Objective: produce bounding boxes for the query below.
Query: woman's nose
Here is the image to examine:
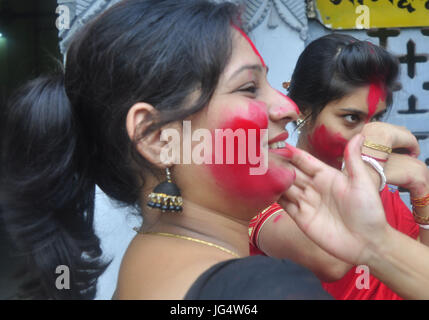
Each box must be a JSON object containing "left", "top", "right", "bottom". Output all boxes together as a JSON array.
[{"left": 268, "top": 91, "right": 300, "bottom": 123}]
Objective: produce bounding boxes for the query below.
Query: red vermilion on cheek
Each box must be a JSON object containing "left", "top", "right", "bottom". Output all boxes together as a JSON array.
[
  {"left": 309, "top": 125, "right": 348, "bottom": 169},
  {"left": 232, "top": 25, "right": 266, "bottom": 68},
  {"left": 247, "top": 101, "right": 269, "bottom": 129},
  {"left": 208, "top": 101, "right": 295, "bottom": 204},
  {"left": 367, "top": 83, "right": 386, "bottom": 121},
  {"left": 211, "top": 100, "right": 267, "bottom": 169}
]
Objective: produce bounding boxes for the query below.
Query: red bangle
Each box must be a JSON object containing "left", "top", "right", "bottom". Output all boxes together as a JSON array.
[
  {"left": 361, "top": 153, "right": 388, "bottom": 163},
  {"left": 249, "top": 203, "right": 284, "bottom": 249}
]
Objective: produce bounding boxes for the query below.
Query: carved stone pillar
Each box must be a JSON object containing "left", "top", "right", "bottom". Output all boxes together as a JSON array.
[
  {"left": 57, "top": 0, "right": 120, "bottom": 55},
  {"left": 57, "top": 0, "right": 308, "bottom": 55},
  {"left": 237, "top": 0, "right": 308, "bottom": 40}
]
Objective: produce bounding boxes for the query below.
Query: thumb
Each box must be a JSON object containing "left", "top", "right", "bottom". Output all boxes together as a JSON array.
[{"left": 343, "top": 134, "right": 375, "bottom": 188}]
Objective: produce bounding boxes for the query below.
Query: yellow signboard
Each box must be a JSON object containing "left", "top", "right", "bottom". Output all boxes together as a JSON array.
[{"left": 314, "top": 0, "right": 429, "bottom": 29}]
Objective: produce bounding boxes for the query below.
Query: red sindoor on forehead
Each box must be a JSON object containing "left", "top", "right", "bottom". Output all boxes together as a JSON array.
[
  {"left": 232, "top": 25, "right": 266, "bottom": 68},
  {"left": 367, "top": 83, "right": 386, "bottom": 121}
]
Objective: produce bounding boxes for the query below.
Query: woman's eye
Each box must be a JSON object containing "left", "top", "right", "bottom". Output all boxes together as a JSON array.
[
  {"left": 237, "top": 84, "right": 257, "bottom": 94},
  {"left": 343, "top": 114, "right": 360, "bottom": 123}
]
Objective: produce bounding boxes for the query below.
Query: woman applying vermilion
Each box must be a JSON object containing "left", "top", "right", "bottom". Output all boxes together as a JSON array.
[
  {"left": 249, "top": 34, "right": 429, "bottom": 300},
  {"left": 2, "top": 0, "right": 428, "bottom": 300},
  {"left": 0, "top": 0, "right": 327, "bottom": 299}
]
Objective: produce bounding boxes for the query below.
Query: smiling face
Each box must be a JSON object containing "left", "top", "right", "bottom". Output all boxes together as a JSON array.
[
  {"left": 174, "top": 27, "right": 299, "bottom": 217},
  {"left": 300, "top": 85, "right": 387, "bottom": 169}
]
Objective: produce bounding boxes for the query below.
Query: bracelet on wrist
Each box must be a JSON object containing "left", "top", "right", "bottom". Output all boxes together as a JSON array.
[
  {"left": 361, "top": 153, "right": 388, "bottom": 163},
  {"left": 363, "top": 140, "right": 392, "bottom": 154},
  {"left": 412, "top": 209, "right": 429, "bottom": 225},
  {"left": 341, "top": 155, "right": 386, "bottom": 191},
  {"left": 411, "top": 193, "right": 429, "bottom": 208},
  {"left": 361, "top": 155, "right": 386, "bottom": 192}
]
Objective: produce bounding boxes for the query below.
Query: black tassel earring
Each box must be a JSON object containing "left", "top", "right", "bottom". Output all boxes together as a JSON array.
[{"left": 147, "top": 168, "right": 183, "bottom": 212}]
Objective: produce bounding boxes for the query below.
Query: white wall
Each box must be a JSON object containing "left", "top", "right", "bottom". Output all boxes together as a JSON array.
[{"left": 250, "top": 13, "right": 305, "bottom": 146}]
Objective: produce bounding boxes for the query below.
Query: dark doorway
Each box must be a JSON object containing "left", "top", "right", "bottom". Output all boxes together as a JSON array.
[{"left": 0, "top": 0, "right": 60, "bottom": 300}]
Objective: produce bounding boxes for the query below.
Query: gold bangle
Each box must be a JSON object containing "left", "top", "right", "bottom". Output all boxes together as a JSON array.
[
  {"left": 363, "top": 140, "right": 392, "bottom": 154},
  {"left": 411, "top": 193, "right": 429, "bottom": 208}
]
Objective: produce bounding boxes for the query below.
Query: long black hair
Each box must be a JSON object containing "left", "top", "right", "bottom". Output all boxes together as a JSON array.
[
  {"left": 0, "top": 0, "right": 240, "bottom": 299},
  {"left": 288, "top": 33, "right": 400, "bottom": 122}
]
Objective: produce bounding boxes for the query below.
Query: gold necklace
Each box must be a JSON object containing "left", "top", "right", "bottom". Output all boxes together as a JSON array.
[{"left": 136, "top": 229, "right": 240, "bottom": 258}]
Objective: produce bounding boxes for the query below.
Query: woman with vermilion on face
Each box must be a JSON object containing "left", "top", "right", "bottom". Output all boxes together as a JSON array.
[
  {"left": 3, "top": 0, "right": 429, "bottom": 300},
  {"left": 0, "top": 0, "right": 335, "bottom": 300},
  {"left": 249, "top": 34, "right": 429, "bottom": 300}
]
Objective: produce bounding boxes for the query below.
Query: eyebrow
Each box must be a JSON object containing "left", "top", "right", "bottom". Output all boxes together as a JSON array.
[
  {"left": 339, "top": 108, "right": 386, "bottom": 117},
  {"left": 229, "top": 64, "right": 268, "bottom": 81}
]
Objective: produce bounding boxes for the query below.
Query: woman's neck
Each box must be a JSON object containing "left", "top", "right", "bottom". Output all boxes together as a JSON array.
[{"left": 141, "top": 197, "right": 250, "bottom": 257}]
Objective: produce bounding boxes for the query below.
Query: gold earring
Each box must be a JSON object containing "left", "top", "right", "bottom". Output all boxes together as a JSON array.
[
  {"left": 296, "top": 118, "right": 306, "bottom": 135},
  {"left": 282, "top": 81, "right": 291, "bottom": 90},
  {"left": 147, "top": 168, "right": 183, "bottom": 213}
]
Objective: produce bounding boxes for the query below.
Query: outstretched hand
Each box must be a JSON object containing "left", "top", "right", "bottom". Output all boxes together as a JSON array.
[{"left": 278, "top": 134, "right": 390, "bottom": 266}]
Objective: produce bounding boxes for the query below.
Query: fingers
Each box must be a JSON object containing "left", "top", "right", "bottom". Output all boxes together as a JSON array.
[
  {"left": 279, "top": 186, "right": 319, "bottom": 229},
  {"left": 281, "top": 181, "right": 321, "bottom": 212},
  {"left": 362, "top": 122, "right": 420, "bottom": 157},
  {"left": 278, "top": 187, "right": 303, "bottom": 223},
  {"left": 293, "top": 166, "right": 313, "bottom": 189},
  {"left": 279, "top": 198, "right": 299, "bottom": 221},
  {"left": 284, "top": 143, "right": 326, "bottom": 177},
  {"left": 344, "top": 134, "right": 370, "bottom": 183},
  {"left": 392, "top": 129, "right": 420, "bottom": 157},
  {"left": 281, "top": 184, "right": 302, "bottom": 206},
  {"left": 344, "top": 134, "right": 380, "bottom": 192},
  {"left": 386, "top": 152, "right": 416, "bottom": 164},
  {"left": 384, "top": 153, "right": 428, "bottom": 190}
]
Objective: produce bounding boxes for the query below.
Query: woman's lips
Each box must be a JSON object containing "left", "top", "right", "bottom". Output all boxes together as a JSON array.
[
  {"left": 268, "top": 131, "right": 293, "bottom": 160},
  {"left": 268, "top": 131, "right": 289, "bottom": 145}
]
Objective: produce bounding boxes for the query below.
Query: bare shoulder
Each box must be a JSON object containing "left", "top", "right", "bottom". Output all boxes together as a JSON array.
[{"left": 114, "top": 233, "right": 228, "bottom": 300}]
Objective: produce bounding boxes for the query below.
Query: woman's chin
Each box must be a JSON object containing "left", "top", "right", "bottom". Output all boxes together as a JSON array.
[{"left": 267, "top": 162, "right": 296, "bottom": 195}]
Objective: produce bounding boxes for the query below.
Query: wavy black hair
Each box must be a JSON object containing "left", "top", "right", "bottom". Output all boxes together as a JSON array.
[
  {"left": 288, "top": 33, "right": 400, "bottom": 123},
  {"left": 0, "top": 0, "right": 241, "bottom": 299}
]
